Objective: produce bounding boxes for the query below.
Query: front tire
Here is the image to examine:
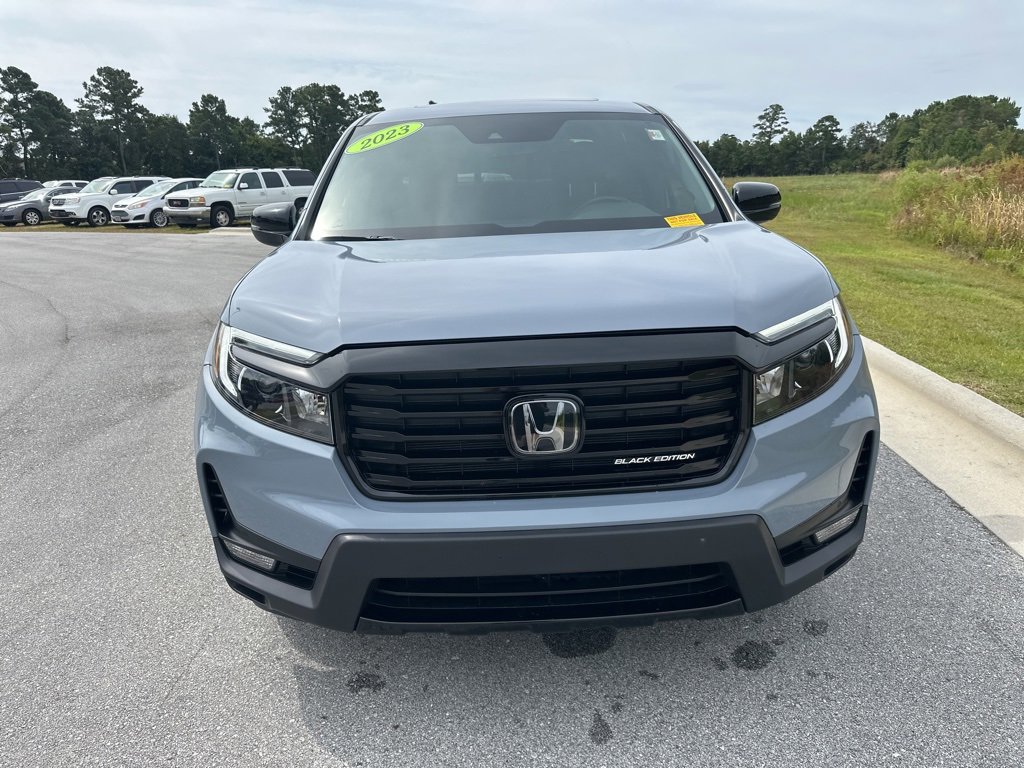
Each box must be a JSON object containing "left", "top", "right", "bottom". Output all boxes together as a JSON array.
[
  {"left": 87, "top": 207, "right": 109, "bottom": 227},
  {"left": 210, "top": 205, "right": 233, "bottom": 228},
  {"left": 23, "top": 209, "right": 42, "bottom": 226},
  {"left": 150, "top": 209, "right": 169, "bottom": 228}
]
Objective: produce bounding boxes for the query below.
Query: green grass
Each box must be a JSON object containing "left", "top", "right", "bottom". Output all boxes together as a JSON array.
[{"left": 738, "top": 173, "right": 1024, "bottom": 415}]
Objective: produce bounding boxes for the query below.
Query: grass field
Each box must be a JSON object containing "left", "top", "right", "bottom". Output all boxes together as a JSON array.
[{"left": 749, "top": 173, "right": 1024, "bottom": 415}]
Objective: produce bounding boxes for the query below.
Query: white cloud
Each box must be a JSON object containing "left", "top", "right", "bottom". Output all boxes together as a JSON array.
[{"left": 2, "top": 0, "right": 1021, "bottom": 140}]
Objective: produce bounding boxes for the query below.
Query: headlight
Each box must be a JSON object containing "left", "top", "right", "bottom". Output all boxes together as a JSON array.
[
  {"left": 190, "top": 195, "right": 206, "bottom": 205},
  {"left": 64, "top": 196, "right": 80, "bottom": 204},
  {"left": 212, "top": 324, "right": 332, "bottom": 443},
  {"left": 753, "top": 297, "right": 853, "bottom": 424},
  {"left": 128, "top": 200, "right": 148, "bottom": 209}
]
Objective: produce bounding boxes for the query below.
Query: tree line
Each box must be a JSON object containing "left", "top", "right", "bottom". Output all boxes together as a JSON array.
[
  {"left": 0, "top": 65, "right": 382, "bottom": 180},
  {"left": 2, "top": 64, "right": 1022, "bottom": 181},
  {"left": 696, "top": 95, "right": 1024, "bottom": 177}
]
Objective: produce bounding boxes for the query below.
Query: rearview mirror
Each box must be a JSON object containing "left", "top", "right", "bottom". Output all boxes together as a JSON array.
[
  {"left": 251, "top": 202, "right": 297, "bottom": 247},
  {"left": 732, "top": 181, "right": 781, "bottom": 223}
]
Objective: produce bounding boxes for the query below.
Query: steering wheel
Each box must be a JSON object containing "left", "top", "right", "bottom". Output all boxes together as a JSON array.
[{"left": 570, "top": 196, "right": 634, "bottom": 218}]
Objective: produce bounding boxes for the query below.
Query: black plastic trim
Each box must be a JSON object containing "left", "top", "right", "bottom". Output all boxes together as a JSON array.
[
  {"left": 213, "top": 512, "right": 866, "bottom": 633},
  {"left": 230, "top": 322, "right": 838, "bottom": 394}
]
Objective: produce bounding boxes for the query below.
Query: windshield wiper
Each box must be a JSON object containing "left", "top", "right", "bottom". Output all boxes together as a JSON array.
[{"left": 321, "top": 235, "right": 402, "bottom": 241}]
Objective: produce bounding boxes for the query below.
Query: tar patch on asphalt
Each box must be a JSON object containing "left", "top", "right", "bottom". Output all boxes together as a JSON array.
[
  {"left": 730, "top": 640, "right": 777, "bottom": 670},
  {"left": 589, "top": 711, "right": 613, "bottom": 745},
  {"left": 542, "top": 627, "right": 617, "bottom": 658},
  {"left": 346, "top": 671, "right": 387, "bottom": 693}
]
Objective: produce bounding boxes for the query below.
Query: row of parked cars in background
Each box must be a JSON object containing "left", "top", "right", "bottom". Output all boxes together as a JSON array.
[{"left": 0, "top": 168, "right": 315, "bottom": 229}]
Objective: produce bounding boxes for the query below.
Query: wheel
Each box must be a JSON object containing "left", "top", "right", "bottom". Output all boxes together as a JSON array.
[
  {"left": 22, "top": 209, "right": 42, "bottom": 226},
  {"left": 210, "top": 205, "right": 234, "bottom": 228},
  {"left": 87, "top": 207, "right": 109, "bottom": 227},
  {"left": 150, "top": 209, "right": 169, "bottom": 228}
]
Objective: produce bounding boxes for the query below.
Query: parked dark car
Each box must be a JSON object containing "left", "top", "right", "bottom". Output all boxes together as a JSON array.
[
  {"left": 0, "top": 178, "right": 43, "bottom": 204},
  {"left": 0, "top": 185, "right": 77, "bottom": 227}
]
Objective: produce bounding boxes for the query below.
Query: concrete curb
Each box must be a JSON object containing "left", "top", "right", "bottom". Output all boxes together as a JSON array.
[{"left": 863, "top": 336, "right": 1024, "bottom": 557}]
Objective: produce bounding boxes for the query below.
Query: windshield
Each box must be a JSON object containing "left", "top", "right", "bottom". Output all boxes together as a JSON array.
[
  {"left": 200, "top": 172, "right": 238, "bottom": 189},
  {"left": 134, "top": 180, "right": 174, "bottom": 198},
  {"left": 80, "top": 178, "right": 115, "bottom": 194},
  {"left": 309, "top": 112, "right": 723, "bottom": 241},
  {"left": 20, "top": 188, "right": 50, "bottom": 202}
]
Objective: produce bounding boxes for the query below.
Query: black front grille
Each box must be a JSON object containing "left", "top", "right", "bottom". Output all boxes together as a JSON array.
[
  {"left": 362, "top": 563, "right": 738, "bottom": 624},
  {"left": 166, "top": 198, "right": 188, "bottom": 208},
  {"left": 341, "top": 358, "right": 746, "bottom": 498}
]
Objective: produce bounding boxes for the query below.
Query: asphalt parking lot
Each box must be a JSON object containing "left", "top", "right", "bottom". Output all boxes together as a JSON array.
[{"left": 2, "top": 231, "right": 1023, "bottom": 768}]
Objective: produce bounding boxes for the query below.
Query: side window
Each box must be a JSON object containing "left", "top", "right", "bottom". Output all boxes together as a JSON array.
[
  {"left": 261, "top": 171, "right": 284, "bottom": 188},
  {"left": 282, "top": 169, "right": 316, "bottom": 186},
  {"left": 0, "top": 181, "right": 17, "bottom": 194},
  {"left": 171, "top": 182, "right": 189, "bottom": 193},
  {"left": 110, "top": 180, "right": 130, "bottom": 194},
  {"left": 134, "top": 180, "right": 155, "bottom": 193},
  {"left": 239, "top": 172, "right": 261, "bottom": 189},
  {"left": 16, "top": 181, "right": 39, "bottom": 192}
]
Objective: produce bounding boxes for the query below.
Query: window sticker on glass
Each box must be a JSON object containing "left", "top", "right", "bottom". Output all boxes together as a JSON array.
[
  {"left": 647, "top": 129, "right": 665, "bottom": 141},
  {"left": 665, "top": 213, "right": 704, "bottom": 227},
  {"left": 346, "top": 122, "right": 424, "bottom": 154}
]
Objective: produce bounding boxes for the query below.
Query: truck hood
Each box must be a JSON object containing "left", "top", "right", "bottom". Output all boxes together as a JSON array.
[{"left": 226, "top": 222, "right": 838, "bottom": 354}]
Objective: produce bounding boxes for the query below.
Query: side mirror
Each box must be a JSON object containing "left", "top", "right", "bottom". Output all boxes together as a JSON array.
[
  {"left": 109, "top": 188, "right": 120, "bottom": 195},
  {"left": 732, "top": 181, "right": 782, "bottom": 223},
  {"left": 251, "top": 202, "right": 296, "bottom": 247},
  {"left": 239, "top": 182, "right": 250, "bottom": 189}
]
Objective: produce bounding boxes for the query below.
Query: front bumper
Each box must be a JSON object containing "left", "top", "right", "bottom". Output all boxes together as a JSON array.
[
  {"left": 196, "top": 335, "right": 879, "bottom": 632},
  {"left": 213, "top": 509, "right": 868, "bottom": 633},
  {"left": 166, "top": 205, "right": 210, "bottom": 224},
  {"left": 111, "top": 208, "right": 149, "bottom": 223},
  {"left": 48, "top": 207, "right": 82, "bottom": 221}
]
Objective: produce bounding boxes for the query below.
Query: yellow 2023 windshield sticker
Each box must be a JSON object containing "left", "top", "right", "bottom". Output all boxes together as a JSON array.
[
  {"left": 665, "top": 213, "right": 704, "bottom": 228},
  {"left": 345, "top": 122, "right": 423, "bottom": 154}
]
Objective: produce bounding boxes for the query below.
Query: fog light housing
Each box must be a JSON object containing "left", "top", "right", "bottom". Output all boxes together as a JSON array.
[
  {"left": 811, "top": 508, "right": 860, "bottom": 545},
  {"left": 222, "top": 538, "right": 277, "bottom": 572}
]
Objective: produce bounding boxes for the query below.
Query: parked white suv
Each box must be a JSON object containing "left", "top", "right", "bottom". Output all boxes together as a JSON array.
[
  {"left": 164, "top": 168, "right": 315, "bottom": 229},
  {"left": 49, "top": 176, "right": 168, "bottom": 227},
  {"left": 111, "top": 177, "right": 204, "bottom": 228},
  {"left": 42, "top": 179, "right": 89, "bottom": 190}
]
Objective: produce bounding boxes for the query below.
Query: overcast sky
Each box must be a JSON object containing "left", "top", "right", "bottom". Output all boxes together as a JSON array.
[{"left": 3, "top": 0, "right": 1021, "bottom": 140}]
